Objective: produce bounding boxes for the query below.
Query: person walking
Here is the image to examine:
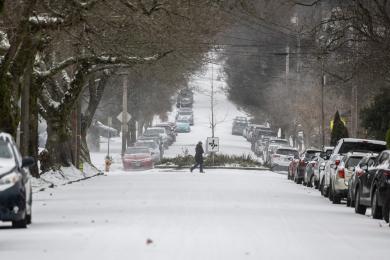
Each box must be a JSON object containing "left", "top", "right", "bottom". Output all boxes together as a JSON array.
[{"left": 190, "top": 141, "right": 205, "bottom": 173}]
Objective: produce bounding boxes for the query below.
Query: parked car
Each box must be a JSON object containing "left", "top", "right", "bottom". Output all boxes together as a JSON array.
[
  {"left": 354, "top": 150, "right": 390, "bottom": 222},
  {"left": 347, "top": 154, "right": 378, "bottom": 207},
  {"left": 321, "top": 138, "right": 387, "bottom": 198},
  {"left": 122, "top": 146, "right": 154, "bottom": 170},
  {"left": 154, "top": 123, "right": 177, "bottom": 144},
  {"left": 270, "top": 147, "right": 299, "bottom": 171},
  {"left": 175, "top": 119, "right": 191, "bottom": 133},
  {"left": 328, "top": 152, "right": 367, "bottom": 204},
  {"left": 134, "top": 140, "right": 162, "bottom": 162},
  {"left": 176, "top": 89, "right": 194, "bottom": 108},
  {"left": 0, "top": 133, "right": 35, "bottom": 228},
  {"left": 293, "top": 148, "right": 322, "bottom": 184},
  {"left": 303, "top": 153, "right": 321, "bottom": 187},
  {"left": 262, "top": 138, "right": 289, "bottom": 159},
  {"left": 309, "top": 147, "right": 334, "bottom": 189},
  {"left": 143, "top": 127, "right": 170, "bottom": 149},
  {"left": 232, "top": 119, "right": 248, "bottom": 135},
  {"left": 176, "top": 110, "right": 194, "bottom": 125}
]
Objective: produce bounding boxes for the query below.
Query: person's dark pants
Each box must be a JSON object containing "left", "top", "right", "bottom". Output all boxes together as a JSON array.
[{"left": 191, "top": 162, "right": 204, "bottom": 172}]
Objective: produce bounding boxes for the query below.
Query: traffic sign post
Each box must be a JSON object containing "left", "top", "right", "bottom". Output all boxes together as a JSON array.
[{"left": 207, "top": 137, "right": 219, "bottom": 153}]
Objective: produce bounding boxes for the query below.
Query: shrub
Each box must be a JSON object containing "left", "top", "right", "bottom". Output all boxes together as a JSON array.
[{"left": 330, "top": 110, "right": 349, "bottom": 146}]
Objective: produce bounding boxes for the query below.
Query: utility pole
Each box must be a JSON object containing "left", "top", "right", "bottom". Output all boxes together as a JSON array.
[
  {"left": 121, "top": 75, "right": 128, "bottom": 157},
  {"left": 321, "top": 58, "right": 326, "bottom": 147},
  {"left": 211, "top": 62, "right": 215, "bottom": 138}
]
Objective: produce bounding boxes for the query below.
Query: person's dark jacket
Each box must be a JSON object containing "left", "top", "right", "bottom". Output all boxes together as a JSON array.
[{"left": 195, "top": 143, "right": 204, "bottom": 163}]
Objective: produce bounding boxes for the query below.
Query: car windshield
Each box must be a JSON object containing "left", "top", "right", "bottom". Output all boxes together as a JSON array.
[
  {"left": 144, "top": 128, "right": 164, "bottom": 136},
  {"left": 179, "top": 111, "right": 192, "bottom": 115},
  {"left": 305, "top": 150, "right": 321, "bottom": 158},
  {"left": 125, "top": 147, "right": 150, "bottom": 154},
  {"left": 276, "top": 149, "right": 299, "bottom": 158},
  {"left": 271, "top": 140, "right": 289, "bottom": 145},
  {"left": 135, "top": 142, "right": 157, "bottom": 149},
  {"left": 339, "top": 142, "right": 386, "bottom": 154},
  {"left": 0, "top": 140, "right": 13, "bottom": 159},
  {"left": 346, "top": 156, "right": 364, "bottom": 168}
]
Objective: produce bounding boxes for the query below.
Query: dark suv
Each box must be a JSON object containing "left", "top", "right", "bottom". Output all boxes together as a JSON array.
[
  {"left": 354, "top": 150, "right": 390, "bottom": 223},
  {"left": 0, "top": 133, "right": 35, "bottom": 228}
]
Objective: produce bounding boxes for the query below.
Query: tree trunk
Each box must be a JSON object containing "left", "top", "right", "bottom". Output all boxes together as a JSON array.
[
  {"left": 28, "top": 78, "right": 40, "bottom": 177},
  {"left": 42, "top": 113, "right": 73, "bottom": 171}
]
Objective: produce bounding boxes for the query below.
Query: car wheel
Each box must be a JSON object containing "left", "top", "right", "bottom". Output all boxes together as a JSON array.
[
  {"left": 12, "top": 216, "right": 27, "bottom": 228},
  {"left": 311, "top": 176, "right": 316, "bottom": 188},
  {"left": 328, "top": 182, "right": 333, "bottom": 201},
  {"left": 355, "top": 188, "right": 367, "bottom": 215},
  {"left": 371, "top": 188, "right": 383, "bottom": 219},
  {"left": 346, "top": 194, "right": 351, "bottom": 207},
  {"left": 384, "top": 202, "right": 390, "bottom": 223}
]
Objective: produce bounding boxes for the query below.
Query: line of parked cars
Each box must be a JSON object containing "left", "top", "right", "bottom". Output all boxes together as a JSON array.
[
  {"left": 122, "top": 122, "right": 178, "bottom": 171},
  {"left": 287, "top": 138, "right": 390, "bottom": 226},
  {"left": 123, "top": 89, "right": 195, "bottom": 171}
]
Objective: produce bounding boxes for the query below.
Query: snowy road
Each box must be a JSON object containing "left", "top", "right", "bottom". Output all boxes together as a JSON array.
[{"left": 2, "top": 169, "right": 390, "bottom": 259}]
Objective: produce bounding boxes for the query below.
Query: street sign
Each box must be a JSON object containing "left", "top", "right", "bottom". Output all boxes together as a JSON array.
[
  {"left": 116, "top": 112, "right": 131, "bottom": 123},
  {"left": 207, "top": 137, "right": 219, "bottom": 153}
]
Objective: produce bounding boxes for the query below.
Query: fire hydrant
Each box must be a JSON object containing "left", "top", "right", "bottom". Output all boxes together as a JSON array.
[{"left": 105, "top": 155, "right": 112, "bottom": 172}]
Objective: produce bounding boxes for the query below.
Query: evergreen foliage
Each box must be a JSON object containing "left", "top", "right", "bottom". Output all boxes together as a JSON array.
[
  {"left": 330, "top": 110, "right": 349, "bottom": 146},
  {"left": 361, "top": 88, "right": 390, "bottom": 140}
]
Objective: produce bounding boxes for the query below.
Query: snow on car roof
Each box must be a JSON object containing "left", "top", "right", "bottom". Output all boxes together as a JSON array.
[{"left": 340, "top": 138, "right": 386, "bottom": 145}]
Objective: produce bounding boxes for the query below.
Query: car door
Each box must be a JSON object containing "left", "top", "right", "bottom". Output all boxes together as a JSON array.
[{"left": 361, "top": 157, "right": 380, "bottom": 203}]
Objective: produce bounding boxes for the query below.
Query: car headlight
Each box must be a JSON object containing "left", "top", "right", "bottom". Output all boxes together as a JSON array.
[{"left": 0, "top": 172, "right": 22, "bottom": 185}]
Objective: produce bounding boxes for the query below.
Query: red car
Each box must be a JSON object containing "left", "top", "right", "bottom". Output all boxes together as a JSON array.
[
  {"left": 123, "top": 147, "right": 154, "bottom": 170},
  {"left": 288, "top": 158, "right": 299, "bottom": 180}
]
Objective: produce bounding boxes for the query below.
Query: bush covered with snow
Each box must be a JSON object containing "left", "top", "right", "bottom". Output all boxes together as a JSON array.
[{"left": 158, "top": 154, "right": 262, "bottom": 168}]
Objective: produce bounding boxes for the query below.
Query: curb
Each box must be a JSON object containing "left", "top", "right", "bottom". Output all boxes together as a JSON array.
[{"left": 33, "top": 171, "right": 104, "bottom": 193}]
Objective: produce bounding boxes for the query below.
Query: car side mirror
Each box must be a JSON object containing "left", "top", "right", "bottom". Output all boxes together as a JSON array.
[{"left": 22, "top": 157, "right": 35, "bottom": 168}]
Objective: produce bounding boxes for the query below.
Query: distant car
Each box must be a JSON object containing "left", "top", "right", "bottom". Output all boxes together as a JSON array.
[
  {"left": 122, "top": 147, "right": 154, "bottom": 170},
  {"left": 354, "top": 150, "right": 390, "bottom": 222},
  {"left": 294, "top": 149, "right": 322, "bottom": 184},
  {"left": 347, "top": 154, "right": 377, "bottom": 207},
  {"left": 134, "top": 140, "right": 162, "bottom": 162},
  {"left": 143, "top": 127, "right": 169, "bottom": 149},
  {"left": 303, "top": 153, "right": 321, "bottom": 187},
  {"left": 270, "top": 147, "right": 299, "bottom": 171},
  {"left": 232, "top": 120, "right": 248, "bottom": 135},
  {"left": 0, "top": 133, "right": 35, "bottom": 228},
  {"left": 154, "top": 123, "right": 177, "bottom": 144},
  {"left": 176, "top": 120, "right": 191, "bottom": 133},
  {"left": 176, "top": 110, "right": 194, "bottom": 125}
]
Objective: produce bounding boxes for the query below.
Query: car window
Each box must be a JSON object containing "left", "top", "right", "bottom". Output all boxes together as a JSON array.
[
  {"left": 0, "top": 139, "right": 13, "bottom": 159},
  {"left": 125, "top": 147, "right": 150, "bottom": 154},
  {"left": 276, "top": 149, "right": 299, "bottom": 158},
  {"left": 345, "top": 157, "right": 364, "bottom": 168},
  {"left": 339, "top": 142, "right": 386, "bottom": 154},
  {"left": 379, "top": 152, "right": 389, "bottom": 165}
]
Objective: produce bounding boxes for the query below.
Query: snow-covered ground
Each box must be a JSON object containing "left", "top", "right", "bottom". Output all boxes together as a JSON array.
[{"left": 2, "top": 169, "right": 390, "bottom": 259}]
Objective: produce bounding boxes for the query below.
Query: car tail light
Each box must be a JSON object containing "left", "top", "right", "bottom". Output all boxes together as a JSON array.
[
  {"left": 335, "top": 160, "right": 340, "bottom": 166},
  {"left": 356, "top": 169, "right": 364, "bottom": 177},
  {"left": 338, "top": 168, "right": 345, "bottom": 178},
  {"left": 300, "top": 160, "right": 306, "bottom": 166},
  {"left": 383, "top": 170, "right": 390, "bottom": 177}
]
